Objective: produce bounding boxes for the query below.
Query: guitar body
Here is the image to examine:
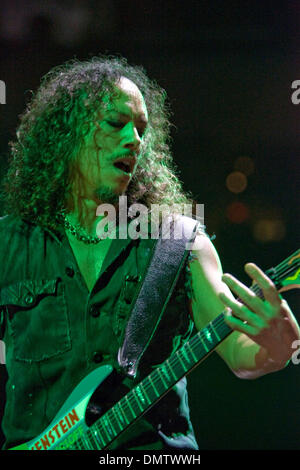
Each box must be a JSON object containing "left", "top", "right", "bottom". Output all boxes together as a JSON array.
[{"left": 11, "top": 364, "right": 124, "bottom": 450}]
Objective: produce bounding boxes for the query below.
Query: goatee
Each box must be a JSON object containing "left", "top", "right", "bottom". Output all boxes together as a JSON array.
[{"left": 95, "top": 187, "right": 122, "bottom": 206}]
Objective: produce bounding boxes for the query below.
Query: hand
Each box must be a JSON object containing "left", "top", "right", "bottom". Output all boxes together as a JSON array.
[{"left": 218, "top": 263, "right": 300, "bottom": 365}]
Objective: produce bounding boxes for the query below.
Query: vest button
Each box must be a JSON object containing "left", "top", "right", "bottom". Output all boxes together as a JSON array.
[
  {"left": 93, "top": 352, "right": 103, "bottom": 363},
  {"left": 24, "top": 293, "right": 35, "bottom": 305},
  {"left": 65, "top": 266, "right": 75, "bottom": 278},
  {"left": 89, "top": 305, "right": 100, "bottom": 317}
]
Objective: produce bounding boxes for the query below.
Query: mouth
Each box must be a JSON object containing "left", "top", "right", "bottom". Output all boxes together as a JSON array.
[{"left": 113, "top": 156, "right": 136, "bottom": 175}]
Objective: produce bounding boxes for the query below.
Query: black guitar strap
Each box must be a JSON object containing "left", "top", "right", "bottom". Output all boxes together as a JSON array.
[{"left": 117, "top": 214, "right": 200, "bottom": 378}]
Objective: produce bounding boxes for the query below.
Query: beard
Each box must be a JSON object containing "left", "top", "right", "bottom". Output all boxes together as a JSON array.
[{"left": 94, "top": 185, "right": 124, "bottom": 207}]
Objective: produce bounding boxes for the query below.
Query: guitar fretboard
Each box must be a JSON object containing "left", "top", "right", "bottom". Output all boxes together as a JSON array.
[
  {"left": 71, "top": 312, "right": 232, "bottom": 449},
  {"left": 65, "top": 248, "right": 300, "bottom": 450}
]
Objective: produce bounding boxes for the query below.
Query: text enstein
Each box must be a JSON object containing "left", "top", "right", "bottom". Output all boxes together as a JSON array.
[{"left": 31, "top": 408, "right": 80, "bottom": 450}]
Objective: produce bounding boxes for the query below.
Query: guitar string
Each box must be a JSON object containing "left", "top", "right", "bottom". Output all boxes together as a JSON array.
[
  {"left": 68, "top": 258, "right": 298, "bottom": 449},
  {"left": 81, "top": 290, "right": 249, "bottom": 449},
  {"left": 83, "top": 262, "right": 297, "bottom": 448},
  {"left": 69, "top": 271, "right": 288, "bottom": 449},
  {"left": 271, "top": 251, "right": 299, "bottom": 271},
  {"left": 79, "top": 315, "right": 233, "bottom": 450},
  {"left": 271, "top": 250, "right": 299, "bottom": 269},
  {"left": 74, "top": 305, "right": 245, "bottom": 448},
  {"left": 72, "top": 310, "right": 278, "bottom": 448},
  {"left": 90, "top": 283, "right": 264, "bottom": 437},
  {"left": 71, "top": 312, "right": 232, "bottom": 449},
  {"left": 61, "top": 257, "right": 299, "bottom": 448},
  {"left": 69, "top": 263, "right": 289, "bottom": 449},
  {"left": 270, "top": 261, "right": 300, "bottom": 278},
  {"left": 274, "top": 264, "right": 300, "bottom": 281}
]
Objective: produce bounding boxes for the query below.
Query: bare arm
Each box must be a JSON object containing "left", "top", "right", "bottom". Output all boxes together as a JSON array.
[{"left": 188, "top": 234, "right": 300, "bottom": 379}]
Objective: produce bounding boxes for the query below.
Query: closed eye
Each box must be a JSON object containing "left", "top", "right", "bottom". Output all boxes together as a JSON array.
[
  {"left": 107, "top": 120, "right": 123, "bottom": 129},
  {"left": 107, "top": 120, "right": 146, "bottom": 138}
]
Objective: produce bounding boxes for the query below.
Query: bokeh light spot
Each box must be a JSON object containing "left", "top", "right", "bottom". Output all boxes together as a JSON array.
[
  {"left": 253, "top": 219, "right": 286, "bottom": 242},
  {"left": 226, "top": 201, "right": 249, "bottom": 224},
  {"left": 226, "top": 171, "right": 248, "bottom": 194}
]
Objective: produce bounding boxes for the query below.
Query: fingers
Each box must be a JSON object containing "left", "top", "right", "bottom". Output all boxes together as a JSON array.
[
  {"left": 221, "top": 272, "right": 267, "bottom": 316},
  {"left": 218, "top": 291, "right": 268, "bottom": 335},
  {"left": 244, "top": 263, "right": 281, "bottom": 306},
  {"left": 218, "top": 263, "right": 282, "bottom": 336},
  {"left": 221, "top": 263, "right": 281, "bottom": 314}
]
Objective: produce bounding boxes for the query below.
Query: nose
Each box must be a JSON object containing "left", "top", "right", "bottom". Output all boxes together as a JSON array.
[{"left": 121, "top": 122, "right": 141, "bottom": 152}]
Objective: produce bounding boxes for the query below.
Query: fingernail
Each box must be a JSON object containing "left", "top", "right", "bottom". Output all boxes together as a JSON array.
[{"left": 246, "top": 264, "right": 255, "bottom": 273}]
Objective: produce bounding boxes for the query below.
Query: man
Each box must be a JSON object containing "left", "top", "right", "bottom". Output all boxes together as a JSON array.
[{"left": 0, "top": 56, "right": 299, "bottom": 450}]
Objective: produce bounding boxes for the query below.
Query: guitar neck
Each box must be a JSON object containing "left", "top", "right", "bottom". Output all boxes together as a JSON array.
[
  {"left": 8, "top": 249, "right": 299, "bottom": 451},
  {"left": 70, "top": 248, "right": 300, "bottom": 450},
  {"left": 82, "top": 312, "right": 233, "bottom": 449}
]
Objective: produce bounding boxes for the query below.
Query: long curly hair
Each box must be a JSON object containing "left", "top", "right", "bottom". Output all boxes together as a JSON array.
[{"left": 1, "top": 55, "right": 195, "bottom": 232}]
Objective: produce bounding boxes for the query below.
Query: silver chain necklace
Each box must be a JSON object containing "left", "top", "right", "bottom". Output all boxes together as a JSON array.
[{"left": 63, "top": 215, "right": 103, "bottom": 245}]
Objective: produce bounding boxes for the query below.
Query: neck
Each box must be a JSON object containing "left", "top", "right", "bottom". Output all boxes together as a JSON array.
[
  {"left": 70, "top": 200, "right": 97, "bottom": 233},
  {"left": 65, "top": 194, "right": 121, "bottom": 239}
]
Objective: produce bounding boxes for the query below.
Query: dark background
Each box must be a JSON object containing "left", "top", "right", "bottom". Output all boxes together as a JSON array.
[{"left": 0, "top": 0, "right": 299, "bottom": 450}]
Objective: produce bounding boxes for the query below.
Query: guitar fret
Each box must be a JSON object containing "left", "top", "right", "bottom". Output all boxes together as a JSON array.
[
  {"left": 105, "top": 414, "right": 117, "bottom": 437},
  {"left": 152, "top": 369, "right": 168, "bottom": 393},
  {"left": 165, "top": 359, "right": 177, "bottom": 380},
  {"left": 72, "top": 439, "right": 81, "bottom": 450},
  {"left": 93, "top": 421, "right": 108, "bottom": 448},
  {"left": 100, "top": 417, "right": 114, "bottom": 442},
  {"left": 133, "top": 386, "right": 145, "bottom": 412},
  {"left": 206, "top": 324, "right": 217, "bottom": 345},
  {"left": 142, "top": 378, "right": 155, "bottom": 403},
  {"left": 73, "top": 428, "right": 86, "bottom": 450},
  {"left": 131, "top": 396, "right": 142, "bottom": 417},
  {"left": 125, "top": 395, "right": 137, "bottom": 419},
  {"left": 75, "top": 435, "right": 84, "bottom": 450},
  {"left": 111, "top": 405, "right": 125, "bottom": 430},
  {"left": 198, "top": 331, "right": 209, "bottom": 352},
  {"left": 116, "top": 400, "right": 130, "bottom": 425},
  {"left": 160, "top": 364, "right": 172, "bottom": 383},
  {"left": 108, "top": 409, "right": 123, "bottom": 435},
  {"left": 181, "top": 348, "right": 192, "bottom": 367},
  {"left": 210, "top": 322, "right": 221, "bottom": 341},
  {"left": 89, "top": 429, "right": 101, "bottom": 450},
  {"left": 176, "top": 351, "right": 188, "bottom": 372},
  {"left": 140, "top": 382, "right": 151, "bottom": 405},
  {"left": 97, "top": 424, "right": 109, "bottom": 445},
  {"left": 186, "top": 342, "right": 198, "bottom": 363},
  {"left": 80, "top": 433, "right": 92, "bottom": 449},
  {"left": 157, "top": 367, "right": 168, "bottom": 388},
  {"left": 148, "top": 374, "right": 160, "bottom": 397},
  {"left": 94, "top": 428, "right": 105, "bottom": 449},
  {"left": 85, "top": 435, "right": 94, "bottom": 449}
]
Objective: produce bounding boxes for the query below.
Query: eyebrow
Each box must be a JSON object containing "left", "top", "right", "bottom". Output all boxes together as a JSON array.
[{"left": 107, "top": 109, "right": 148, "bottom": 124}]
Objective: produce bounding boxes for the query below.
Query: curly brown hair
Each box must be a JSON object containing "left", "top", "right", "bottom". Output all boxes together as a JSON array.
[{"left": 1, "top": 55, "right": 195, "bottom": 232}]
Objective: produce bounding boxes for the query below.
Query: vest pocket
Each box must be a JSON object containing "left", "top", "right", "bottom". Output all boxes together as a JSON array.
[{"left": 2, "top": 278, "right": 71, "bottom": 362}]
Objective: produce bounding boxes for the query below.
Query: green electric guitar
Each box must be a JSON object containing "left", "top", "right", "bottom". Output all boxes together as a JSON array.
[{"left": 10, "top": 249, "right": 300, "bottom": 450}]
